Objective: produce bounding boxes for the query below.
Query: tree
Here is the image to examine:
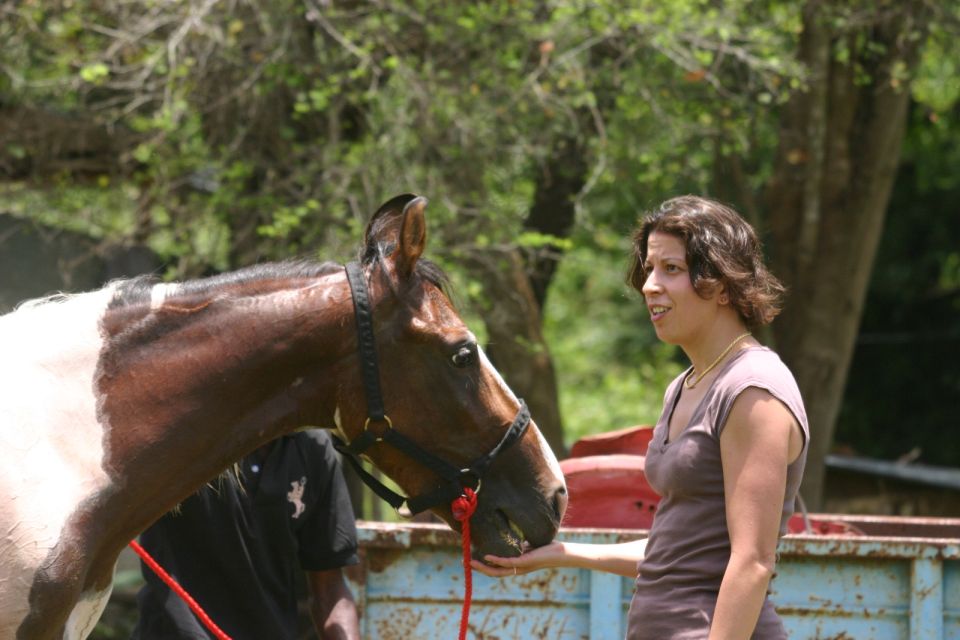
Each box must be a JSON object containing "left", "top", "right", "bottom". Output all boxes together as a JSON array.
[{"left": 763, "top": 0, "right": 936, "bottom": 508}]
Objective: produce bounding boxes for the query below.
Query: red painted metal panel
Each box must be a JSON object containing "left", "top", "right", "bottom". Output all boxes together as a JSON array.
[
  {"left": 568, "top": 425, "right": 654, "bottom": 458},
  {"left": 561, "top": 427, "right": 864, "bottom": 535},
  {"left": 560, "top": 454, "right": 658, "bottom": 529}
]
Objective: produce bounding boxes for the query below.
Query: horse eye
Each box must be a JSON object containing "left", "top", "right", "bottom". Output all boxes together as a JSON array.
[{"left": 451, "top": 345, "right": 477, "bottom": 368}]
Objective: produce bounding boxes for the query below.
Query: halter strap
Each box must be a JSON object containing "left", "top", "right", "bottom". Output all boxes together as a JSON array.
[
  {"left": 333, "top": 261, "right": 531, "bottom": 516},
  {"left": 344, "top": 261, "right": 386, "bottom": 422}
]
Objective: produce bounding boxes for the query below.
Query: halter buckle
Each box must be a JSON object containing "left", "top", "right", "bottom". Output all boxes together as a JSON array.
[
  {"left": 395, "top": 501, "right": 414, "bottom": 519},
  {"left": 459, "top": 469, "right": 482, "bottom": 495},
  {"left": 363, "top": 415, "right": 393, "bottom": 442}
]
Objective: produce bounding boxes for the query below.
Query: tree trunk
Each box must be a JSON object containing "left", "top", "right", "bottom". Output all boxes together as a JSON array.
[
  {"left": 470, "top": 135, "right": 588, "bottom": 457},
  {"left": 470, "top": 249, "right": 567, "bottom": 457},
  {"left": 523, "top": 135, "right": 587, "bottom": 309},
  {"left": 765, "top": 0, "right": 931, "bottom": 509}
]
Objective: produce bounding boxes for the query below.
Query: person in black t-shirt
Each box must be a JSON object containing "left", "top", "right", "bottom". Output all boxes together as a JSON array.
[{"left": 132, "top": 429, "right": 360, "bottom": 640}]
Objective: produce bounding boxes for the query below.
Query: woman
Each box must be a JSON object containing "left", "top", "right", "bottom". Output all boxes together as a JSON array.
[{"left": 474, "top": 196, "right": 809, "bottom": 639}]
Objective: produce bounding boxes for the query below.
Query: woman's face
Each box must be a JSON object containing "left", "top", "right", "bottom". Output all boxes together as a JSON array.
[{"left": 641, "top": 231, "right": 720, "bottom": 346}]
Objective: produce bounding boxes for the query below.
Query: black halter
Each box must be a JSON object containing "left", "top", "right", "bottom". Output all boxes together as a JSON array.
[{"left": 332, "top": 261, "right": 531, "bottom": 516}]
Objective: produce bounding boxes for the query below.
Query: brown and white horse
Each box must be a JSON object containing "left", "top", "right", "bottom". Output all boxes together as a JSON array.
[{"left": 0, "top": 195, "right": 566, "bottom": 640}]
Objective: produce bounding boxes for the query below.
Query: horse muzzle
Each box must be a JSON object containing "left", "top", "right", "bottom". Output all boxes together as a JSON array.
[{"left": 464, "top": 471, "right": 567, "bottom": 558}]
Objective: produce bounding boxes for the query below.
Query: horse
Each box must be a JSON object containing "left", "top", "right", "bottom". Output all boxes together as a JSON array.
[{"left": 0, "top": 194, "right": 567, "bottom": 640}]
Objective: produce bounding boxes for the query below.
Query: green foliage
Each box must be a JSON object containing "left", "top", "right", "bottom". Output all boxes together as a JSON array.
[
  {"left": 0, "top": 0, "right": 853, "bottom": 448},
  {"left": 0, "top": 182, "right": 137, "bottom": 240},
  {"left": 913, "top": 19, "right": 960, "bottom": 114},
  {"left": 544, "top": 229, "right": 685, "bottom": 445},
  {"left": 0, "top": 0, "right": 807, "bottom": 273},
  {"left": 79, "top": 63, "right": 109, "bottom": 84},
  {"left": 4, "top": 0, "right": 958, "bottom": 456}
]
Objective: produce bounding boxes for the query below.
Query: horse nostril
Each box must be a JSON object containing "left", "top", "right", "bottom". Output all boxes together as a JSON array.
[{"left": 552, "top": 485, "right": 568, "bottom": 522}]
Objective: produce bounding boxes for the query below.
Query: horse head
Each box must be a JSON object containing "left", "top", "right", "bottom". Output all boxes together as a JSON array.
[{"left": 335, "top": 194, "right": 567, "bottom": 557}]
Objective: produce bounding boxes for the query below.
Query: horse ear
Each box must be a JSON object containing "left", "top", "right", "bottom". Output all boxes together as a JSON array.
[
  {"left": 396, "top": 196, "right": 428, "bottom": 279},
  {"left": 363, "top": 193, "right": 419, "bottom": 251},
  {"left": 363, "top": 193, "right": 427, "bottom": 280}
]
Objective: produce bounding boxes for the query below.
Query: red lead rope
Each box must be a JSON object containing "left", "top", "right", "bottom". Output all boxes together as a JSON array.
[
  {"left": 128, "top": 540, "right": 233, "bottom": 640},
  {"left": 450, "top": 487, "right": 478, "bottom": 640}
]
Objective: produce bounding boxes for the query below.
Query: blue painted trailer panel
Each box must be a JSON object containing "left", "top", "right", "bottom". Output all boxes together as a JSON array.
[
  {"left": 349, "top": 521, "right": 960, "bottom": 639},
  {"left": 775, "top": 536, "right": 960, "bottom": 640},
  {"left": 348, "top": 525, "right": 636, "bottom": 639},
  {"left": 945, "top": 562, "right": 960, "bottom": 638}
]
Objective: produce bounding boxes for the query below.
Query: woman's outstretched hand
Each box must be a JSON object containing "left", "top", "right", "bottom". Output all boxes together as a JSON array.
[
  {"left": 471, "top": 541, "right": 566, "bottom": 578},
  {"left": 473, "top": 538, "right": 647, "bottom": 579}
]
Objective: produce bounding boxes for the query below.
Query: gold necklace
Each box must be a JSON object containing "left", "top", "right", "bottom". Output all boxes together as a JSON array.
[{"left": 684, "top": 331, "right": 752, "bottom": 389}]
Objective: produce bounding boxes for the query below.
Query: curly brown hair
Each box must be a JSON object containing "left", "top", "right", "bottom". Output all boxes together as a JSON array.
[{"left": 626, "top": 195, "right": 785, "bottom": 329}]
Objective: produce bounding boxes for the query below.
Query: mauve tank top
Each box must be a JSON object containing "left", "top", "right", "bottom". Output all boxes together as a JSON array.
[{"left": 626, "top": 346, "right": 809, "bottom": 640}]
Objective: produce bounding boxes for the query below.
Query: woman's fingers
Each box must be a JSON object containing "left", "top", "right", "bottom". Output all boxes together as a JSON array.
[
  {"left": 470, "top": 558, "right": 519, "bottom": 577},
  {"left": 471, "top": 554, "right": 533, "bottom": 577},
  {"left": 471, "top": 542, "right": 565, "bottom": 578}
]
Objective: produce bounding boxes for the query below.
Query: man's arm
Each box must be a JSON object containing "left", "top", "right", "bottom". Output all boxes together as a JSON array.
[{"left": 306, "top": 568, "right": 360, "bottom": 640}]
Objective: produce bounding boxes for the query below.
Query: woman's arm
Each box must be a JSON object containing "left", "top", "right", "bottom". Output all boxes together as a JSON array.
[
  {"left": 710, "top": 387, "right": 803, "bottom": 640},
  {"left": 472, "top": 538, "right": 647, "bottom": 579}
]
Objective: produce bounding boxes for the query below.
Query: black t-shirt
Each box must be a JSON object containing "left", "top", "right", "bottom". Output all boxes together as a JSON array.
[{"left": 133, "top": 430, "right": 359, "bottom": 640}]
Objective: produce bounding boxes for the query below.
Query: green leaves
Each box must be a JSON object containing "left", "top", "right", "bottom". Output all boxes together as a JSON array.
[
  {"left": 913, "top": 23, "right": 960, "bottom": 112},
  {"left": 543, "top": 236, "right": 685, "bottom": 441},
  {"left": 79, "top": 62, "right": 109, "bottom": 84},
  {"left": 7, "top": 0, "right": 959, "bottom": 451},
  {"left": 258, "top": 200, "right": 321, "bottom": 239},
  {"left": 517, "top": 231, "right": 574, "bottom": 252}
]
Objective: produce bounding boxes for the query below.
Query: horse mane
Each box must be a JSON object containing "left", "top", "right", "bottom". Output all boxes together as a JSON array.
[
  {"left": 107, "top": 259, "right": 345, "bottom": 310},
  {"left": 104, "top": 255, "right": 452, "bottom": 311},
  {"left": 14, "top": 292, "right": 81, "bottom": 312},
  {"left": 6, "top": 251, "right": 453, "bottom": 325}
]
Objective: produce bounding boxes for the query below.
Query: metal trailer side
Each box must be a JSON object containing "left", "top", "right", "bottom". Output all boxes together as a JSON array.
[
  {"left": 774, "top": 535, "right": 960, "bottom": 639},
  {"left": 347, "top": 520, "right": 960, "bottom": 640}
]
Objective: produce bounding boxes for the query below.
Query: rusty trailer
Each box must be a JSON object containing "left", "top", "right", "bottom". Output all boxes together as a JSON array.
[{"left": 346, "top": 517, "right": 960, "bottom": 639}]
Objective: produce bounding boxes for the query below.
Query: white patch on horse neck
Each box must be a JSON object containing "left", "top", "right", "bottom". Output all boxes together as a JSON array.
[
  {"left": 0, "top": 287, "right": 115, "bottom": 636},
  {"left": 270, "top": 272, "right": 346, "bottom": 309},
  {"left": 150, "top": 282, "right": 180, "bottom": 310},
  {"left": 532, "top": 421, "right": 566, "bottom": 489},
  {"left": 65, "top": 583, "right": 113, "bottom": 640},
  {"left": 477, "top": 347, "right": 565, "bottom": 486},
  {"left": 332, "top": 405, "right": 348, "bottom": 443}
]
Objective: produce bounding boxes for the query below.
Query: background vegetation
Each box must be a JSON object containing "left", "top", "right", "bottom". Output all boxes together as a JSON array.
[{"left": 2, "top": 0, "right": 958, "bottom": 512}]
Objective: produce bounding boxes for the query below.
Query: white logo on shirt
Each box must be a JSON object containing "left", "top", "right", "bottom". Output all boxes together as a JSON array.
[{"left": 287, "top": 477, "right": 307, "bottom": 518}]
